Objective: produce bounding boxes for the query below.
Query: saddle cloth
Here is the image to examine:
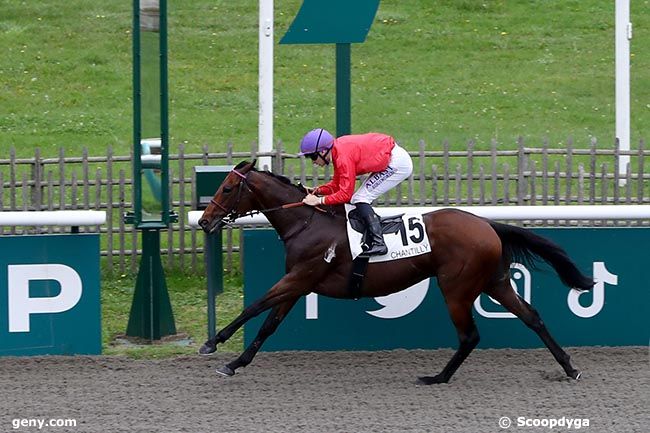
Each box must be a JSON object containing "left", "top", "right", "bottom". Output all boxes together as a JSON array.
[{"left": 345, "top": 204, "right": 432, "bottom": 263}]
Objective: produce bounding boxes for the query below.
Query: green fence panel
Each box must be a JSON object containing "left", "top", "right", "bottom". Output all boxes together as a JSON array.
[
  {"left": 0, "top": 234, "right": 101, "bottom": 356},
  {"left": 243, "top": 228, "right": 648, "bottom": 351}
]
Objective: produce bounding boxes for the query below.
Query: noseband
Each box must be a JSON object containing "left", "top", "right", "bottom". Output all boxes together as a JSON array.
[{"left": 210, "top": 168, "right": 251, "bottom": 224}]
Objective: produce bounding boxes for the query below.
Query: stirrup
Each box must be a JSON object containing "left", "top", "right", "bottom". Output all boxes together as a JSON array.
[
  {"left": 362, "top": 238, "right": 388, "bottom": 256},
  {"left": 365, "top": 246, "right": 387, "bottom": 256}
]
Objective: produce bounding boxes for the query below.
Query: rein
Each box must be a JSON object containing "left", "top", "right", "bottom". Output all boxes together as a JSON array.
[
  {"left": 262, "top": 201, "right": 327, "bottom": 214},
  {"left": 212, "top": 168, "right": 328, "bottom": 229}
]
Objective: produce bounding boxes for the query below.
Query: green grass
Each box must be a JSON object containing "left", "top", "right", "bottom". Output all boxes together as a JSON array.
[
  {"left": 102, "top": 261, "right": 244, "bottom": 357},
  {"left": 1, "top": 0, "right": 648, "bottom": 157},
  {"left": 2, "top": 0, "right": 649, "bottom": 357}
]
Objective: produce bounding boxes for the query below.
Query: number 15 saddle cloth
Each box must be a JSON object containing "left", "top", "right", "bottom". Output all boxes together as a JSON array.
[{"left": 344, "top": 204, "right": 432, "bottom": 263}]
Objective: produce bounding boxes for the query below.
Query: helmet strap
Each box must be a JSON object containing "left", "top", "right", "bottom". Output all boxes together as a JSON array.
[{"left": 319, "top": 148, "right": 331, "bottom": 165}]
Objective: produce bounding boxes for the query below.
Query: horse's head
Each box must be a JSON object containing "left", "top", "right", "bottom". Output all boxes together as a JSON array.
[{"left": 198, "top": 160, "right": 259, "bottom": 234}]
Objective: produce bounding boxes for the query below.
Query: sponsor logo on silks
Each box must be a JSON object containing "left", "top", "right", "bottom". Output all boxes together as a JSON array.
[{"left": 364, "top": 166, "right": 396, "bottom": 192}]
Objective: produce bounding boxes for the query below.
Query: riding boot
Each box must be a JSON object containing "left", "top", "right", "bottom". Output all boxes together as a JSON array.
[{"left": 355, "top": 203, "right": 388, "bottom": 256}]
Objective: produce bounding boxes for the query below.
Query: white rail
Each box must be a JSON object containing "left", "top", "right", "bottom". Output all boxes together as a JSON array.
[
  {"left": 0, "top": 211, "right": 106, "bottom": 226},
  {"left": 188, "top": 205, "right": 650, "bottom": 228}
]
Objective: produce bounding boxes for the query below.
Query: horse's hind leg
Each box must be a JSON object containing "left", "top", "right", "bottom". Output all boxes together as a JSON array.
[
  {"left": 216, "top": 298, "right": 298, "bottom": 377},
  {"left": 486, "top": 280, "right": 581, "bottom": 380},
  {"left": 419, "top": 300, "right": 480, "bottom": 385}
]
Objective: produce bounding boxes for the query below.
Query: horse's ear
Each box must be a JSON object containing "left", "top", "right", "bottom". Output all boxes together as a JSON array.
[
  {"left": 234, "top": 160, "right": 249, "bottom": 170},
  {"left": 250, "top": 159, "right": 257, "bottom": 169}
]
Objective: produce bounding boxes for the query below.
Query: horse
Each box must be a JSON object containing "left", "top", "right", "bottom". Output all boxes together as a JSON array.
[{"left": 197, "top": 160, "right": 594, "bottom": 384}]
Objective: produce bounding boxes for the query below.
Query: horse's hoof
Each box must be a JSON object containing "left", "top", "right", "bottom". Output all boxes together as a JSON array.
[
  {"left": 216, "top": 365, "right": 235, "bottom": 377},
  {"left": 570, "top": 370, "right": 582, "bottom": 381},
  {"left": 198, "top": 342, "right": 217, "bottom": 355},
  {"left": 418, "top": 375, "right": 448, "bottom": 385}
]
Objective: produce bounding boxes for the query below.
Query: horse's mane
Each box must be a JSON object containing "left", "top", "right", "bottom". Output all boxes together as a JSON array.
[
  {"left": 240, "top": 161, "right": 304, "bottom": 193},
  {"left": 241, "top": 161, "right": 342, "bottom": 217},
  {"left": 259, "top": 170, "right": 305, "bottom": 193}
]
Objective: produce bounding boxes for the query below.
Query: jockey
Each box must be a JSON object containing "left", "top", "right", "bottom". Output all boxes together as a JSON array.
[{"left": 299, "top": 128, "right": 413, "bottom": 256}]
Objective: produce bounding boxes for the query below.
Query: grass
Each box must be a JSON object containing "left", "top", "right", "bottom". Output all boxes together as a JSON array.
[
  {"left": 102, "top": 261, "right": 244, "bottom": 357},
  {"left": 2, "top": 0, "right": 649, "bottom": 357},
  {"left": 1, "top": 0, "right": 648, "bottom": 157}
]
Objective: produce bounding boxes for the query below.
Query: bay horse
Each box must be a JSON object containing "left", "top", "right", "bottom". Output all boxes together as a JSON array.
[{"left": 197, "top": 160, "right": 594, "bottom": 384}]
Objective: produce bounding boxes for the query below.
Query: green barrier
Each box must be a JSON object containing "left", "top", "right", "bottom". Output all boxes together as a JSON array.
[
  {"left": 0, "top": 234, "right": 101, "bottom": 356},
  {"left": 243, "top": 228, "right": 649, "bottom": 350}
]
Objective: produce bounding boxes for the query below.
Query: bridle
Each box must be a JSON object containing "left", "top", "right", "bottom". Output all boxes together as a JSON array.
[
  {"left": 209, "top": 167, "right": 328, "bottom": 228},
  {"left": 209, "top": 168, "right": 250, "bottom": 225}
]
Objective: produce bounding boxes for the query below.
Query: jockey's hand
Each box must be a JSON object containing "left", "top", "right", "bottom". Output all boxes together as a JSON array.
[{"left": 302, "top": 194, "right": 321, "bottom": 207}]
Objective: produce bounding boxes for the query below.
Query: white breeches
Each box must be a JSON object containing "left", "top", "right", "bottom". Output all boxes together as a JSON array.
[{"left": 351, "top": 145, "right": 413, "bottom": 204}]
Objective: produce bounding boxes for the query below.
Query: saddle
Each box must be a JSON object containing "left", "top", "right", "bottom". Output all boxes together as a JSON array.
[{"left": 347, "top": 209, "right": 405, "bottom": 237}]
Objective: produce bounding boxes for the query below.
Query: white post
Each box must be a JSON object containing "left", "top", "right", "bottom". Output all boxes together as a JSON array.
[
  {"left": 258, "top": 0, "right": 274, "bottom": 171},
  {"left": 615, "top": 0, "right": 631, "bottom": 183}
]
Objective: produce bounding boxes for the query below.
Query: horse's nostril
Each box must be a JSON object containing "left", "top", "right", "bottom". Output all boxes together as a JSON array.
[{"left": 198, "top": 219, "right": 208, "bottom": 228}]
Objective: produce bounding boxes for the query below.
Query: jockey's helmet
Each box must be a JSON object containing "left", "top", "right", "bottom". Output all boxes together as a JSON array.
[{"left": 298, "top": 128, "right": 334, "bottom": 156}]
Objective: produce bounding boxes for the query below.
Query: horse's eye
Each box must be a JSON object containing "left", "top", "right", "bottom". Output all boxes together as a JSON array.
[{"left": 222, "top": 186, "right": 232, "bottom": 193}]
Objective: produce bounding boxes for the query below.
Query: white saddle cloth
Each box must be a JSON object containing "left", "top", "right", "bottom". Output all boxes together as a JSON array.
[{"left": 344, "top": 204, "right": 432, "bottom": 263}]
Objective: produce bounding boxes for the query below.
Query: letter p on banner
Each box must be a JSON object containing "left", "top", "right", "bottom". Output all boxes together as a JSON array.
[{"left": 8, "top": 264, "right": 82, "bottom": 332}]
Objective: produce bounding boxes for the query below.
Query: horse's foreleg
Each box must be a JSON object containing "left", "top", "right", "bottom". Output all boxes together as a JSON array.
[
  {"left": 199, "top": 275, "right": 304, "bottom": 355},
  {"left": 216, "top": 298, "right": 298, "bottom": 376},
  {"left": 198, "top": 290, "right": 290, "bottom": 354},
  {"left": 487, "top": 282, "right": 581, "bottom": 380},
  {"left": 419, "top": 301, "right": 480, "bottom": 385}
]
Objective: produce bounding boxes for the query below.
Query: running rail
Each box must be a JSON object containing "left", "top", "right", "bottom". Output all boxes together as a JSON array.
[
  {"left": 188, "top": 205, "right": 650, "bottom": 228},
  {"left": 0, "top": 211, "right": 107, "bottom": 226}
]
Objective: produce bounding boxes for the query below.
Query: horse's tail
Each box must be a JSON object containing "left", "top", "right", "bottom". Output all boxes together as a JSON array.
[{"left": 488, "top": 221, "right": 594, "bottom": 291}]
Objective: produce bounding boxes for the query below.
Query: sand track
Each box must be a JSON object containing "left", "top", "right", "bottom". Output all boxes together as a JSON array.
[{"left": 1, "top": 347, "right": 648, "bottom": 432}]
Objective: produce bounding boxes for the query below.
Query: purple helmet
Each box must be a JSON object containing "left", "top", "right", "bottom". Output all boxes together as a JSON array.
[{"left": 298, "top": 128, "right": 334, "bottom": 156}]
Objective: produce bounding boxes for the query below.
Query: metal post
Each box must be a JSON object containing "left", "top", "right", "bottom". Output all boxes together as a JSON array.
[
  {"left": 125, "top": 0, "right": 177, "bottom": 340},
  {"left": 336, "top": 43, "right": 351, "bottom": 137},
  {"left": 126, "top": 229, "right": 176, "bottom": 339},
  {"left": 205, "top": 231, "right": 223, "bottom": 339}
]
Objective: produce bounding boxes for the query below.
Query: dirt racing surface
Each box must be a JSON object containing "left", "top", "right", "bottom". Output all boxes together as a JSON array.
[{"left": 1, "top": 347, "right": 648, "bottom": 433}]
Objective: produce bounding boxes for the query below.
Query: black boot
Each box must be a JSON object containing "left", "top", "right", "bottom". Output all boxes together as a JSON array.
[{"left": 355, "top": 203, "right": 388, "bottom": 256}]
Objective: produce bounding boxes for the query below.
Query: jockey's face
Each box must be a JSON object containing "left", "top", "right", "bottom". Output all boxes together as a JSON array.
[{"left": 312, "top": 151, "right": 330, "bottom": 167}]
